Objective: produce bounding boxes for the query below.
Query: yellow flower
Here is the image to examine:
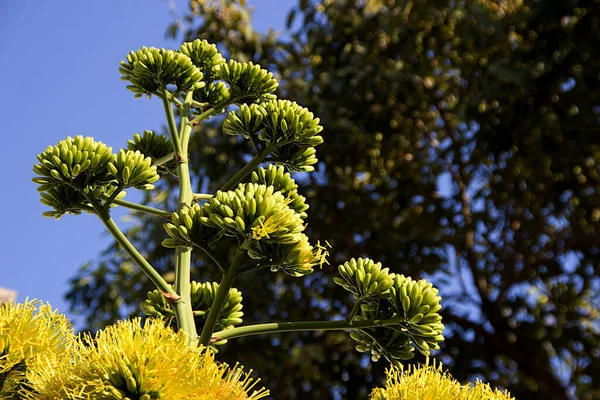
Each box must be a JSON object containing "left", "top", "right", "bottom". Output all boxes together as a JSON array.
[
  {"left": 0, "top": 300, "right": 75, "bottom": 399},
  {"left": 370, "top": 360, "right": 515, "bottom": 400},
  {"left": 24, "top": 318, "right": 268, "bottom": 400}
]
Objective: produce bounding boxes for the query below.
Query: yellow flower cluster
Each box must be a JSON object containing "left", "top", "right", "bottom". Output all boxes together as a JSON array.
[
  {"left": 1, "top": 301, "right": 267, "bottom": 400},
  {"left": 370, "top": 361, "right": 514, "bottom": 400},
  {"left": 0, "top": 300, "right": 75, "bottom": 399}
]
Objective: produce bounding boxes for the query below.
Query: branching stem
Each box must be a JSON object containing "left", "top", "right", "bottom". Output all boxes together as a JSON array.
[
  {"left": 199, "top": 247, "right": 245, "bottom": 346},
  {"left": 212, "top": 317, "right": 406, "bottom": 341},
  {"left": 219, "top": 144, "right": 275, "bottom": 191}
]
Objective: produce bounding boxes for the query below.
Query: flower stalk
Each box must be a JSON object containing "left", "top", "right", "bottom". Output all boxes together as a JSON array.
[
  {"left": 212, "top": 316, "right": 406, "bottom": 341},
  {"left": 199, "top": 247, "right": 245, "bottom": 346}
]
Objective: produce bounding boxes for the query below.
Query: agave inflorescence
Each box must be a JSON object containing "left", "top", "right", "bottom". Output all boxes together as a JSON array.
[{"left": 28, "top": 36, "right": 483, "bottom": 399}]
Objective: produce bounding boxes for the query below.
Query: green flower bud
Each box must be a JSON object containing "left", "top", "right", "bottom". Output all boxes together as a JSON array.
[
  {"left": 250, "top": 165, "right": 309, "bottom": 219},
  {"left": 39, "top": 185, "right": 91, "bottom": 219},
  {"left": 127, "top": 130, "right": 176, "bottom": 175},
  {"left": 219, "top": 60, "right": 278, "bottom": 104},
  {"left": 272, "top": 145, "right": 319, "bottom": 172},
  {"left": 108, "top": 150, "right": 160, "bottom": 190},
  {"left": 258, "top": 100, "right": 324, "bottom": 148},
  {"left": 189, "top": 281, "right": 243, "bottom": 330},
  {"left": 143, "top": 281, "right": 243, "bottom": 333},
  {"left": 201, "top": 183, "right": 305, "bottom": 246},
  {"left": 179, "top": 39, "right": 225, "bottom": 82},
  {"left": 33, "top": 135, "right": 115, "bottom": 191},
  {"left": 119, "top": 47, "right": 204, "bottom": 97},
  {"left": 389, "top": 275, "right": 445, "bottom": 355},
  {"left": 193, "top": 81, "right": 230, "bottom": 111},
  {"left": 333, "top": 258, "right": 395, "bottom": 302},
  {"left": 246, "top": 234, "right": 330, "bottom": 277},
  {"left": 350, "top": 327, "right": 415, "bottom": 363},
  {"left": 223, "top": 103, "right": 267, "bottom": 139},
  {"left": 162, "top": 204, "right": 223, "bottom": 248},
  {"left": 336, "top": 259, "right": 445, "bottom": 363}
]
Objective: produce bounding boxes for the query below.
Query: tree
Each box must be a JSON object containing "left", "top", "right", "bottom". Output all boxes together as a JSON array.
[{"left": 67, "top": 0, "right": 600, "bottom": 399}]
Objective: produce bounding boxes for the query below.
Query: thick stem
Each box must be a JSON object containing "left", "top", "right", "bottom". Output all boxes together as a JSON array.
[
  {"left": 199, "top": 248, "right": 245, "bottom": 346},
  {"left": 212, "top": 316, "right": 405, "bottom": 341},
  {"left": 219, "top": 144, "right": 275, "bottom": 191},
  {"left": 173, "top": 90, "right": 197, "bottom": 340}
]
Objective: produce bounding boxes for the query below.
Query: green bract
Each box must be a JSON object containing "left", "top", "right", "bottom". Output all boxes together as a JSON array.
[
  {"left": 162, "top": 204, "right": 223, "bottom": 249},
  {"left": 127, "top": 130, "right": 175, "bottom": 175},
  {"left": 250, "top": 165, "right": 309, "bottom": 219},
  {"left": 334, "top": 258, "right": 395, "bottom": 303},
  {"left": 107, "top": 150, "right": 160, "bottom": 190},
  {"left": 389, "top": 275, "right": 445, "bottom": 355},
  {"left": 246, "top": 233, "right": 329, "bottom": 277},
  {"left": 200, "top": 183, "right": 305, "bottom": 245},
  {"left": 119, "top": 47, "right": 205, "bottom": 97},
  {"left": 219, "top": 60, "right": 278, "bottom": 104},
  {"left": 32, "top": 135, "right": 115, "bottom": 191}
]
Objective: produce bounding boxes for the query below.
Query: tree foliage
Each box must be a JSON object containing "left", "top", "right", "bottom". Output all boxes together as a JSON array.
[{"left": 67, "top": 0, "right": 600, "bottom": 399}]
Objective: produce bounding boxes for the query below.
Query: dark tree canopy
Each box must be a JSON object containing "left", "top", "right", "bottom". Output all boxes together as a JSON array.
[{"left": 67, "top": 1, "right": 600, "bottom": 399}]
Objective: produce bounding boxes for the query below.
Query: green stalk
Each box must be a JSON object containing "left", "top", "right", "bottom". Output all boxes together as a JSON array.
[
  {"left": 161, "top": 89, "right": 183, "bottom": 158},
  {"left": 197, "top": 244, "right": 227, "bottom": 274},
  {"left": 193, "top": 193, "right": 213, "bottom": 201},
  {"left": 219, "top": 144, "right": 275, "bottom": 191},
  {"left": 188, "top": 98, "right": 236, "bottom": 125},
  {"left": 172, "top": 90, "right": 197, "bottom": 340},
  {"left": 199, "top": 248, "right": 245, "bottom": 346},
  {"left": 82, "top": 194, "right": 176, "bottom": 300},
  {"left": 154, "top": 151, "right": 175, "bottom": 166},
  {"left": 346, "top": 298, "right": 363, "bottom": 322},
  {"left": 102, "top": 185, "right": 124, "bottom": 212},
  {"left": 102, "top": 196, "right": 171, "bottom": 218},
  {"left": 212, "top": 317, "right": 406, "bottom": 341}
]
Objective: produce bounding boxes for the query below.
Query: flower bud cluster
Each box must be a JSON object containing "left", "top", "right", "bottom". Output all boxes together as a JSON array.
[
  {"left": 224, "top": 100, "right": 323, "bottom": 171},
  {"left": 33, "top": 135, "right": 160, "bottom": 218},
  {"left": 143, "top": 281, "right": 243, "bottom": 335},
  {"left": 219, "top": 60, "right": 278, "bottom": 104},
  {"left": 119, "top": 47, "right": 205, "bottom": 97},
  {"left": 334, "top": 258, "right": 445, "bottom": 363},
  {"left": 127, "top": 130, "right": 176, "bottom": 175},
  {"left": 162, "top": 203, "right": 224, "bottom": 248},
  {"left": 250, "top": 165, "right": 309, "bottom": 218}
]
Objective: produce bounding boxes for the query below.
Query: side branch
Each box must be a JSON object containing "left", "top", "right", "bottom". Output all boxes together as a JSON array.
[{"left": 212, "top": 317, "right": 406, "bottom": 341}]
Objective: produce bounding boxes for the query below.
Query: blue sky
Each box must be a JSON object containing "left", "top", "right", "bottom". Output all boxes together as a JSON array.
[{"left": 1, "top": 0, "right": 293, "bottom": 320}]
